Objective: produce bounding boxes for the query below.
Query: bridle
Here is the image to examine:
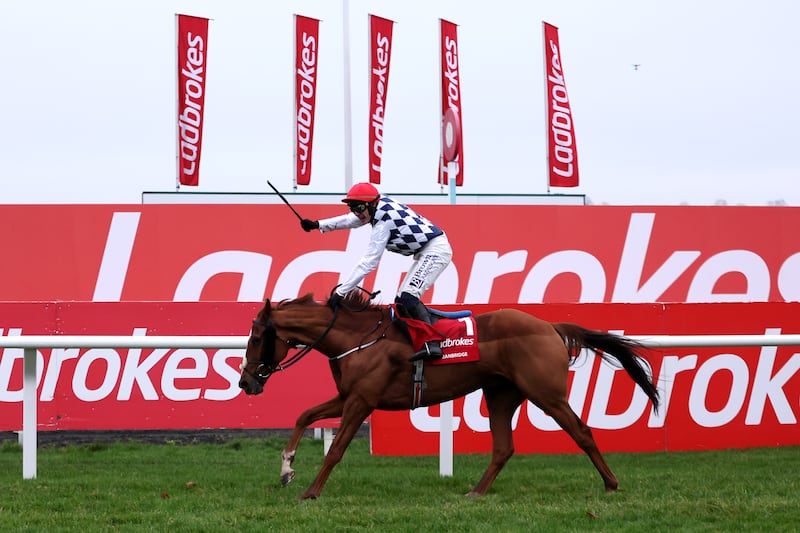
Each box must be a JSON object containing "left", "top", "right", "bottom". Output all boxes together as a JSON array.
[
  {"left": 241, "top": 306, "right": 341, "bottom": 386},
  {"left": 241, "top": 290, "right": 389, "bottom": 386}
]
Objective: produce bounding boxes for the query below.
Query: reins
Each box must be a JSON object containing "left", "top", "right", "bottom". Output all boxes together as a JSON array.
[{"left": 330, "top": 313, "right": 389, "bottom": 360}]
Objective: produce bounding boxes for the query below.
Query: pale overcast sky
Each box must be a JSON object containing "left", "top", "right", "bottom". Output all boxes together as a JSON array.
[{"left": 1, "top": 0, "right": 798, "bottom": 205}]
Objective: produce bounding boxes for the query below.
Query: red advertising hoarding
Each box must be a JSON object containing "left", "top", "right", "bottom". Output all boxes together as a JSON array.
[
  {"left": 0, "top": 302, "right": 336, "bottom": 431},
  {"left": 372, "top": 302, "right": 800, "bottom": 454},
  {"left": 1, "top": 301, "right": 797, "bottom": 453},
  {"left": 0, "top": 205, "right": 797, "bottom": 304},
  {"left": 0, "top": 204, "right": 798, "bottom": 451}
]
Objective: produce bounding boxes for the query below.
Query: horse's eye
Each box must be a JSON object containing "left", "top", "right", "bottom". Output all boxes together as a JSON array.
[{"left": 252, "top": 337, "right": 261, "bottom": 346}]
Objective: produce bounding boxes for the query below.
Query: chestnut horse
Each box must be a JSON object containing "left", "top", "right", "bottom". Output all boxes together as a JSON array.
[{"left": 238, "top": 292, "right": 660, "bottom": 500}]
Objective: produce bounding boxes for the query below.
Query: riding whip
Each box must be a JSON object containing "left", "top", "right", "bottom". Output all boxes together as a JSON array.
[{"left": 267, "top": 180, "right": 305, "bottom": 222}]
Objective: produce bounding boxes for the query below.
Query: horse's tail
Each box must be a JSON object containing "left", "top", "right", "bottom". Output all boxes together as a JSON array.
[{"left": 552, "top": 322, "right": 660, "bottom": 414}]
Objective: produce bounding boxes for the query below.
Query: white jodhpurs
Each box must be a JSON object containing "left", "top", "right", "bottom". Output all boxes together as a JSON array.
[{"left": 397, "top": 234, "right": 453, "bottom": 300}]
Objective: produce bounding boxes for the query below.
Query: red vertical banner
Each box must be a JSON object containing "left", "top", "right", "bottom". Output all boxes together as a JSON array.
[
  {"left": 295, "top": 15, "right": 320, "bottom": 187},
  {"left": 176, "top": 14, "right": 210, "bottom": 187},
  {"left": 368, "top": 15, "right": 394, "bottom": 185},
  {"left": 439, "top": 19, "right": 464, "bottom": 186},
  {"left": 543, "top": 22, "right": 579, "bottom": 187}
]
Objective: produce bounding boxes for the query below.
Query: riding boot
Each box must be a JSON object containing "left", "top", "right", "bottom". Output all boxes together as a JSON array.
[{"left": 405, "top": 300, "right": 443, "bottom": 362}]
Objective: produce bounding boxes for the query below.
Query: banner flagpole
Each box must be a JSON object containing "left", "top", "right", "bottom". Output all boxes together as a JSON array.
[
  {"left": 342, "top": 0, "right": 353, "bottom": 191},
  {"left": 438, "top": 21, "right": 444, "bottom": 194},
  {"left": 292, "top": 14, "right": 298, "bottom": 192},
  {"left": 542, "top": 21, "right": 550, "bottom": 194},
  {"left": 174, "top": 14, "right": 180, "bottom": 192}
]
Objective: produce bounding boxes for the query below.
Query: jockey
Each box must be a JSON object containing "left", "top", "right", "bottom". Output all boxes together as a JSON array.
[{"left": 300, "top": 182, "right": 453, "bottom": 361}]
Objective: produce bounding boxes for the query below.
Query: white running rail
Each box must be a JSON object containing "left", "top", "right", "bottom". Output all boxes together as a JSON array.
[{"left": 4, "top": 334, "right": 800, "bottom": 480}]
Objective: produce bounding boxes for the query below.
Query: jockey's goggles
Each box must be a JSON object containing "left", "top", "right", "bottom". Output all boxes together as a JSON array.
[{"left": 347, "top": 201, "right": 369, "bottom": 214}]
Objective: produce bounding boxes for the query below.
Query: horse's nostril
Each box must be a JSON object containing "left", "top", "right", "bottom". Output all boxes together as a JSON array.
[{"left": 238, "top": 380, "right": 246, "bottom": 389}]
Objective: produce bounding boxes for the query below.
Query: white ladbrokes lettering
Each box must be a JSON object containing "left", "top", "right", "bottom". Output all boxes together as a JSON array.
[
  {"left": 179, "top": 31, "right": 206, "bottom": 178},
  {"left": 410, "top": 336, "right": 800, "bottom": 433},
  {"left": 153, "top": 211, "right": 800, "bottom": 304},
  {"left": 297, "top": 31, "right": 317, "bottom": 177},
  {"left": 370, "top": 32, "right": 390, "bottom": 174},
  {"left": 0, "top": 327, "right": 242, "bottom": 403},
  {"left": 444, "top": 36, "right": 460, "bottom": 111},
  {"left": 441, "top": 337, "right": 474, "bottom": 348}
]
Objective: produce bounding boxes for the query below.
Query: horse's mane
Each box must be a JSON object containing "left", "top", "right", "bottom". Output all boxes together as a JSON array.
[
  {"left": 289, "top": 293, "right": 317, "bottom": 305},
  {"left": 283, "top": 291, "right": 383, "bottom": 311}
]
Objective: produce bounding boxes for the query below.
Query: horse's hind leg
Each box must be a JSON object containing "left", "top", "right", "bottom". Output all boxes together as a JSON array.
[
  {"left": 280, "top": 395, "right": 344, "bottom": 487},
  {"left": 468, "top": 384, "right": 525, "bottom": 497},
  {"left": 542, "top": 398, "right": 619, "bottom": 492}
]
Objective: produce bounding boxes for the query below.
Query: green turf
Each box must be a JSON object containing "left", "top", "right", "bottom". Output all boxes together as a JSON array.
[{"left": 1, "top": 437, "right": 797, "bottom": 532}]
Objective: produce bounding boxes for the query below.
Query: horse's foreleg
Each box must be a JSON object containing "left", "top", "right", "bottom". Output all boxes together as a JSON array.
[
  {"left": 281, "top": 396, "right": 344, "bottom": 487},
  {"left": 299, "top": 398, "right": 373, "bottom": 501},
  {"left": 543, "top": 399, "right": 618, "bottom": 492},
  {"left": 468, "top": 386, "right": 524, "bottom": 497}
]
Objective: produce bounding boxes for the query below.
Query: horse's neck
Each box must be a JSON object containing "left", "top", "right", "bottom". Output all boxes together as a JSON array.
[
  {"left": 279, "top": 311, "right": 330, "bottom": 341},
  {"left": 318, "top": 310, "right": 385, "bottom": 356}
]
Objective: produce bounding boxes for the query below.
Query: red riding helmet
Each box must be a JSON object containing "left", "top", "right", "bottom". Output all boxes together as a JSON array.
[{"left": 342, "top": 182, "right": 380, "bottom": 203}]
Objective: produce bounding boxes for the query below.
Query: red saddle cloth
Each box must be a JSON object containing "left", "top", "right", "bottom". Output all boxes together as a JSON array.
[{"left": 394, "top": 307, "right": 480, "bottom": 365}]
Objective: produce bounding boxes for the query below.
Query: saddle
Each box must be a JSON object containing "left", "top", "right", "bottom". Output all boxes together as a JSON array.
[
  {"left": 391, "top": 305, "right": 479, "bottom": 365},
  {"left": 392, "top": 305, "right": 480, "bottom": 408},
  {"left": 429, "top": 307, "right": 472, "bottom": 322}
]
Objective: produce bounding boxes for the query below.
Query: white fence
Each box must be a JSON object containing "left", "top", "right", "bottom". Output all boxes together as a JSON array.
[{"left": 3, "top": 334, "right": 800, "bottom": 480}]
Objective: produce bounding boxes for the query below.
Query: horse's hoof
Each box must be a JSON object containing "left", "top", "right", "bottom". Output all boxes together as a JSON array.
[
  {"left": 465, "top": 490, "right": 483, "bottom": 498},
  {"left": 280, "top": 470, "right": 296, "bottom": 487},
  {"left": 298, "top": 492, "right": 319, "bottom": 501}
]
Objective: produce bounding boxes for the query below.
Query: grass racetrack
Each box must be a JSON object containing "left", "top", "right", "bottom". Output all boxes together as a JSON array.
[{"left": 1, "top": 434, "right": 798, "bottom": 532}]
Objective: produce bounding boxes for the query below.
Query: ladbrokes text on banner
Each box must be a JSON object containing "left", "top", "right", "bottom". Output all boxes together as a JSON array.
[
  {"left": 176, "top": 14, "right": 210, "bottom": 187},
  {"left": 543, "top": 21, "right": 579, "bottom": 187},
  {"left": 2, "top": 301, "right": 798, "bottom": 452},
  {"left": 439, "top": 19, "right": 464, "bottom": 186},
  {"left": 368, "top": 15, "right": 394, "bottom": 184},
  {"left": 0, "top": 302, "right": 338, "bottom": 431},
  {"left": 371, "top": 302, "right": 800, "bottom": 454},
  {"left": 295, "top": 15, "right": 320, "bottom": 186},
  {"left": 0, "top": 205, "right": 798, "bottom": 304}
]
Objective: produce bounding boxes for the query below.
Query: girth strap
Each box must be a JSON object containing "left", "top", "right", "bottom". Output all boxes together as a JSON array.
[{"left": 411, "top": 360, "right": 425, "bottom": 409}]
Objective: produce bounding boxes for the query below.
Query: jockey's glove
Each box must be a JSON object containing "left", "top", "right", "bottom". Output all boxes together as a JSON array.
[
  {"left": 328, "top": 291, "right": 344, "bottom": 309},
  {"left": 301, "top": 219, "right": 320, "bottom": 232}
]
